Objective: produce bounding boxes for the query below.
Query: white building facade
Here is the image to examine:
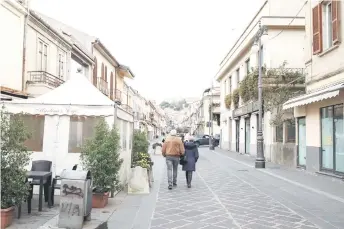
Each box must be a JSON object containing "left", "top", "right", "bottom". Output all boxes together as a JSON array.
[
  {"left": 284, "top": 0, "right": 344, "bottom": 175},
  {"left": 216, "top": 0, "right": 306, "bottom": 166}
]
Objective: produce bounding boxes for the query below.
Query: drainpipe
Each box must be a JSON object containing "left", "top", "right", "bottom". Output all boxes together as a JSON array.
[{"left": 21, "top": 0, "right": 30, "bottom": 91}]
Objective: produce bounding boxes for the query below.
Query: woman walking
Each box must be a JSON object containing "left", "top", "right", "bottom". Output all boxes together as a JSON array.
[{"left": 182, "top": 135, "right": 199, "bottom": 188}]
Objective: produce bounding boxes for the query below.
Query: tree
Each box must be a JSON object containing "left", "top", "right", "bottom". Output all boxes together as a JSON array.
[
  {"left": 80, "top": 118, "right": 123, "bottom": 193},
  {"left": 1, "top": 108, "right": 31, "bottom": 209}
]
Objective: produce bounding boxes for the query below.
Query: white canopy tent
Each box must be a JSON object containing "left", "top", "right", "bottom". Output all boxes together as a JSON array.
[
  {"left": 3, "top": 73, "right": 115, "bottom": 116},
  {"left": 2, "top": 74, "right": 133, "bottom": 188}
]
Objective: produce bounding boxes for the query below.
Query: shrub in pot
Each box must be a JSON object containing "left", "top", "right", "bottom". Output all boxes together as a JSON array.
[
  {"left": 80, "top": 118, "right": 122, "bottom": 208},
  {"left": 1, "top": 109, "right": 31, "bottom": 228}
]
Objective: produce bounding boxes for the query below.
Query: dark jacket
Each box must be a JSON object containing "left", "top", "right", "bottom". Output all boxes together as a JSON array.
[{"left": 182, "top": 141, "right": 199, "bottom": 172}]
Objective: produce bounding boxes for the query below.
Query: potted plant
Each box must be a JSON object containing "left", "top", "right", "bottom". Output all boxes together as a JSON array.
[
  {"left": 1, "top": 109, "right": 31, "bottom": 228},
  {"left": 80, "top": 118, "right": 122, "bottom": 208}
]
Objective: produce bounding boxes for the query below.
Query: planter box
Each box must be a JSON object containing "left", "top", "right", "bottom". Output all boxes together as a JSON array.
[
  {"left": 92, "top": 192, "right": 109, "bottom": 208},
  {"left": 1, "top": 207, "right": 14, "bottom": 229}
]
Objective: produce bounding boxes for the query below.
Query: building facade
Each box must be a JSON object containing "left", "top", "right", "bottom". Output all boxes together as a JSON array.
[
  {"left": 284, "top": 0, "right": 344, "bottom": 175},
  {"left": 216, "top": 0, "right": 306, "bottom": 166}
]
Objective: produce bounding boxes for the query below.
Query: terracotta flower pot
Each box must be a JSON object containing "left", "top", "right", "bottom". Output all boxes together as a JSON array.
[
  {"left": 1, "top": 207, "right": 14, "bottom": 229},
  {"left": 92, "top": 192, "right": 109, "bottom": 208}
]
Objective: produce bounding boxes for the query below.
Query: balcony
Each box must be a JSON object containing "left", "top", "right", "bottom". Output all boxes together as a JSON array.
[
  {"left": 121, "top": 104, "right": 133, "bottom": 114},
  {"left": 110, "top": 89, "right": 122, "bottom": 103},
  {"left": 26, "top": 71, "right": 64, "bottom": 96},
  {"left": 97, "top": 78, "right": 109, "bottom": 96}
]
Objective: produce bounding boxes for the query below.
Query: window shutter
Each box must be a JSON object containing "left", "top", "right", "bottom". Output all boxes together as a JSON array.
[
  {"left": 312, "top": 4, "right": 322, "bottom": 54},
  {"left": 105, "top": 66, "right": 108, "bottom": 82},
  {"left": 93, "top": 58, "right": 97, "bottom": 86},
  {"left": 332, "top": 0, "right": 340, "bottom": 44},
  {"left": 110, "top": 72, "right": 114, "bottom": 99}
]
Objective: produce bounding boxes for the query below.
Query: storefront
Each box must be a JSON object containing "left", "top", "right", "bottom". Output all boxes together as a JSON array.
[{"left": 284, "top": 84, "right": 344, "bottom": 175}]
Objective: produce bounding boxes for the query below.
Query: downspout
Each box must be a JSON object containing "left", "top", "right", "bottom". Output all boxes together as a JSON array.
[{"left": 21, "top": 0, "right": 30, "bottom": 91}]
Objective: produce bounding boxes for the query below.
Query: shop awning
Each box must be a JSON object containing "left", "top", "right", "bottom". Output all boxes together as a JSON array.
[{"left": 283, "top": 83, "right": 344, "bottom": 110}]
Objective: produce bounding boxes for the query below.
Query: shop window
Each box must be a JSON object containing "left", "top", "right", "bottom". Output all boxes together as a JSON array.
[
  {"left": 19, "top": 115, "right": 45, "bottom": 151},
  {"left": 68, "top": 116, "right": 98, "bottom": 153},
  {"left": 285, "top": 121, "right": 296, "bottom": 143},
  {"left": 275, "top": 124, "right": 283, "bottom": 142}
]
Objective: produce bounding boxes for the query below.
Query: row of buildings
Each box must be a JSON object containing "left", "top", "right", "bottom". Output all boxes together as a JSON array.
[
  {"left": 0, "top": 0, "right": 166, "bottom": 143},
  {"left": 183, "top": 0, "right": 343, "bottom": 177},
  {"left": 212, "top": 0, "right": 344, "bottom": 176}
]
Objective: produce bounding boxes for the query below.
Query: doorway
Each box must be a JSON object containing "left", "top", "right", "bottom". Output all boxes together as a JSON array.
[
  {"left": 245, "top": 118, "right": 250, "bottom": 154},
  {"left": 321, "top": 104, "right": 344, "bottom": 174},
  {"left": 235, "top": 119, "right": 240, "bottom": 152},
  {"left": 228, "top": 118, "right": 232, "bottom": 150},
  {"left": 298, "top": 117, "right": 306, "bottom": 167}
]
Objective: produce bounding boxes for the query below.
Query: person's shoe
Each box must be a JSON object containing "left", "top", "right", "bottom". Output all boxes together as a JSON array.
[
  {"left": 187, "top": 184, "right": 191, "bottom": 188},
  {"left": 168, "top": 185, "right": 172, "bottom": 190}
]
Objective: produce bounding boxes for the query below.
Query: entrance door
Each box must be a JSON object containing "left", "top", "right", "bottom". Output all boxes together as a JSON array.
[
  {"left": 235, "top": 120, "right": 240, "bottom": 152},
  {"left": 321, "top": 106, "right": 334, "bottom": 170},
  {"left": 245, "top": 118, "right": 250, "bottom": 154},
  {"left": 298, "top": 117, "right": 306, "bottom": 166}
]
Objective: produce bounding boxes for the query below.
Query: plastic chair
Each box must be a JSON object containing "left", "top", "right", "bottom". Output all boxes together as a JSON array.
[{"left": 29, "top": 160, "right": 52, "bottom": 206}]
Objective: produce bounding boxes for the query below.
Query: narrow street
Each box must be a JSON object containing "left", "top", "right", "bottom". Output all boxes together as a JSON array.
[{"left": 105, "top": 148, "right": 344, "bottom": 229}]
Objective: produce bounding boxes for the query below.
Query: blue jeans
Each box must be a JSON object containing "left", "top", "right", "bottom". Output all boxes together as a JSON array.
[{"left": 166, "top": 156, "right": 179, "bottom": 186}]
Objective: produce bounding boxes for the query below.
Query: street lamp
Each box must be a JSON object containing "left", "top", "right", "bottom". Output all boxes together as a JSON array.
[{"left": 253, "top": 21, "right": 268, "bottom": 169}]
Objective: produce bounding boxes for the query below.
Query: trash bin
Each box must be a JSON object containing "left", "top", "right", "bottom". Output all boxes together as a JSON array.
[{"left": 58, "top": 170, "right": 92, "bottom": 229}]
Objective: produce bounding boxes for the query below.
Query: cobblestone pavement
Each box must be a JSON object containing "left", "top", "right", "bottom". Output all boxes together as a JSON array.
[{"left": 150, "top": 151, "right": 322, "bottom": 229}]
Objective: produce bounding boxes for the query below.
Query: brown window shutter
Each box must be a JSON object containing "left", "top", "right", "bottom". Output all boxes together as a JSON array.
[
  {"left": 105, "top": 66, "right": 108, "bottom": 82},
  {"left": 312, "top": 4, "right": 322, "bottom": 54},
  {"left": 101, "top": 63, "right": 104, "bottom": 79},
  {"left": 93, "top": 58, "right": 97, "bottom": 86},
  {"left": 332, "top": 0, "right": 340, "bottom": 45}
]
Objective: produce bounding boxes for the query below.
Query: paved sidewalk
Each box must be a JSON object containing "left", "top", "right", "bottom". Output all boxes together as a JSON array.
[{"left": 214, "top": 148, "right": 344, "bottom": 200}]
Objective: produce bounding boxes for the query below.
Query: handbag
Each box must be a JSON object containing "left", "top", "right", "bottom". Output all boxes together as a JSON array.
[{"left": 179, "top": 155, "right": 187, "bottom": 165}]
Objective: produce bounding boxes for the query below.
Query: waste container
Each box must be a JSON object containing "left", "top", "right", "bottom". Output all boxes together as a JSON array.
[{"left": 58, "top": 169, "right": 92, "bottom": 229}]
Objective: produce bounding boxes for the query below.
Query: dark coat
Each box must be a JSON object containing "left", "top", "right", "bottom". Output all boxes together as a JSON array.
[{"left": 182, "top": 141, "right": 199, "bottom": 172}]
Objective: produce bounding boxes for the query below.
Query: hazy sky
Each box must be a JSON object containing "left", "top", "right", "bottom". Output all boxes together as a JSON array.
[{"left": 30, "top": 0, "right": 265, "bottom": 102}]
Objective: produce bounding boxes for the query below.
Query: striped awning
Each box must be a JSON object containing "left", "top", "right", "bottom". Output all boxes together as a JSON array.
[{"left": 283, "top": 83, "right": 344, "bottom": 110}]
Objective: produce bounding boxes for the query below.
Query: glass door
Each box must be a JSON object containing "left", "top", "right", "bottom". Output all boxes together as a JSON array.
[
  {"left": 235, "top": 120, "right": 240, "bottom": 152},
  {"left": 245, "top": 118, "right": 250, "bottom": 154},
  {"left": 334, "top": 105, "right": 344, "bottom": 173},
  {"left": 298, "top": 117, "right": 306, "bottom": 166},
  {"left": 321, "top": 106, "right": 334, "bottom": 170}
]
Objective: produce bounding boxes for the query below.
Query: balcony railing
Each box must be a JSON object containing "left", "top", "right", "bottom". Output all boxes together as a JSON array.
[
  {"left": 27, "top": 71, "right": 64, "bottom": 88},
  {"left": 97, "top": 78, "right": 109, "bottom": 96},
  {"left": 122, "top": 104, "right": 133, "bottom": 114},
  {"left": 110, "top": 89, "right": 122, "bottom": 103}
]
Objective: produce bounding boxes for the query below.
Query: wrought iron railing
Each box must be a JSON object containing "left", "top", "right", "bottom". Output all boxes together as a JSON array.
[
  {"left": 110, "top": 89, "right": 122, "bottom": 102},
  {"left": 122, "top": 104, "right": 133, "bottom": 114},
  {"left": 97, "top": 78, "right": 109, "bottom": 95},
  {"left": 27, "top": 71, "right": 64, "bottom": 88}
]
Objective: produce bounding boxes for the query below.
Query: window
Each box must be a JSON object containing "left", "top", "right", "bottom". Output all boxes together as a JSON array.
[
  {"left": 224, "top": 79, "right": 227, "bottom": 95},
  {"left": 285, "top": 121, "right": 296, "bottom": 143},
  {"left": 229, "top": 77, "right": 232, "bottom": 94},
  {"left": 312, "top": 1, "right": 339, "bottom": 54},
  {"left": 20, "top": 115, "right": 45, "bottom": 151},
  {"left": 58, "top": 51, "right": 65, "bottom": 78},
  {"left": 275, "top": 124, "right": 283, "bottom": 142},
  {"left": 245, "top": 58, "right": 250, "bottom": 75},
  {"left": 104, "top": 66, "right": 108, "bottom": 82},
  {"left": 38, "top": 40, "right": 48, "bottom": 71},
  {"left": 128, "top": 123, "right": 133, "bottom": 150},
  {"left": 322, "top": 2, "right": 333, "bottom": 50},
  {"left": 68, "top": 117, "right": 98, "bottom": 153},
  {"left": 122, "top": 121, "right": 127, "bottom": 150},
  {"left": 236, "top": 68, "right": 240, "bottom": 85}
]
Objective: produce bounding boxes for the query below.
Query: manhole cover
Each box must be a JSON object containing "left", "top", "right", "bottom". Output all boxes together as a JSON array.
[{"left": 237, "top": 169, "right": 248, "bottom": 172}]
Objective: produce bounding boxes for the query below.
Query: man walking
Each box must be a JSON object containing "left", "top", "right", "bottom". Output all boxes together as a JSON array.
[{"left": 162, "top": 129, "right": 185, "bottom": 190}]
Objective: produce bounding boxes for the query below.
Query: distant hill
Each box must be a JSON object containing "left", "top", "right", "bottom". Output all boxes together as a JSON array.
[{"left": 160, "top": 99, "right": 188, "bottom": 111}]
